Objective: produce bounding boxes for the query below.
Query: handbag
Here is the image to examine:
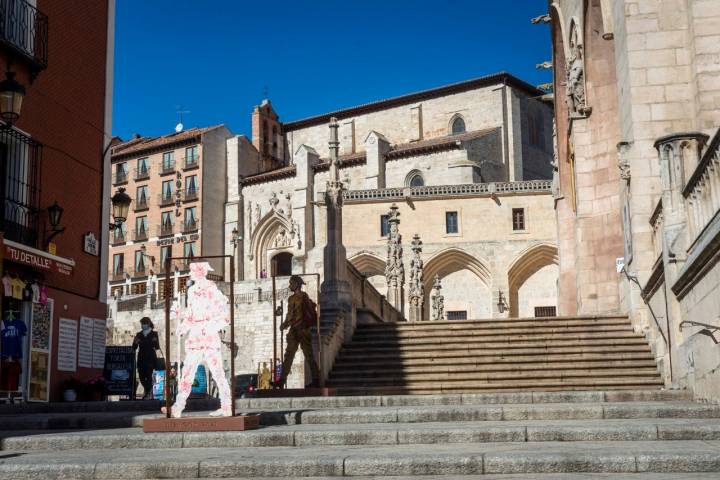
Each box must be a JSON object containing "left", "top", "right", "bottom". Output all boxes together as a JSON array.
[{"left": 154, "top": 347, "right": 167, "bottom": 371}]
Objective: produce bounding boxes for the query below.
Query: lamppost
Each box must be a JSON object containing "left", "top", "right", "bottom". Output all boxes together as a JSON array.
[
  {"left": 43, "top": 201, "right": 66, "bottom": 250},
  {"left": 0, "top": 71, "right": 25, "bottom": 126},
  {"left": 109, "top": 187, "right": 132, "bottom": 230},
  {"left": 230, "top": 226, "right": 241, "bottom": 279}
]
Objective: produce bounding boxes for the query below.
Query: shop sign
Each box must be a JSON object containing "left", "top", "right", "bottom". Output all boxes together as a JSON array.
[
  {"left": 4, "top": 241, "right": 74, "bottom": 276},
  {"left": 156, "top": 233, "right": 199, "bottom": 247},
  {"left": 83, "top": 232, "right": 99, "bottom": 256},
  {"left": 104, "top": 346, "right": 135, "bottom": 397}
]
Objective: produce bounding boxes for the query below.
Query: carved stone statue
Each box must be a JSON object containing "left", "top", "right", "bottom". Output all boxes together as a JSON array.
[
  {"left": 431, "top": 275, "right": 444, "bottom": 321},
  {"left": 617, "top": 141, "right": 632, "bottom": 182},
  {"left": 269, "top": 192, "right": 280, "bottom": 211},
  {"left": 272, "top": 228, "right": 292, "bottom": 249},
  {"left": 566, "top": 26, "right": 590, "bottom": 117},
  {"left": 254, "top": 204, "right": 261, "bottom": 229},
  {"left": 408, "top": 234, "right": 424, "bottom": 322},
  {"left": 551, "top": 119, "right": 560, "bottom": 200},
  {"left": 384, "top": 204, "right": 404, "bottom": 313}
]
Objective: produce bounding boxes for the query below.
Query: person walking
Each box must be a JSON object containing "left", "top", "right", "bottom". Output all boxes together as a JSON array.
[
  {"left": 279, "top": 275, "right": 321, "bottom": 388},
  {"left": 132, "top": 317, "right": 160, "bottom": 400}
]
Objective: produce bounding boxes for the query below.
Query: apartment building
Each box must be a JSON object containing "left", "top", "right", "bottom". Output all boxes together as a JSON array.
[{"left": 108, "top": 126, "right": 232, "bottom": 300}]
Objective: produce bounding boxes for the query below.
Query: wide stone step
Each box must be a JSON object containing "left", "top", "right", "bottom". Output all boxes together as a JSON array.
[
  {"left": 347, "top": 332, "right": 644, "bottom": 345},
  {"left": 332, "top": 352, "right": 657, "bottom": 369},
  {"left": 329, "top": 360, "right": 659, "bottom": 377},
  {"left": 335, "top": 345, "right": 654, "bottom": 362},
  {"left": 327, "top": 379, "right": 665, "bottom": 395},
  {"left": 342, "top": 338, "right": 650, "bottom": 353},
  {"left": 6, "top": 418, "right": 720, "bottom": 452},
  {"left": 362, "top": 315, "right": 631, "bottom": 330},
  {"left": 328, "top": 368, "right": 661, "bottom": 386},
  {"left": 352, "top": 325, "right": 636, "bottom": 339},
  {"left": 2, "top": 441, "right": 720, "bottom": 477}
]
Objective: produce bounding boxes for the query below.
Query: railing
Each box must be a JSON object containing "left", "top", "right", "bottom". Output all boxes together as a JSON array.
[
  {"left": 134, "top": 166, "right": 150, "bottom": 181},
  {"left": 0, "top": 127, "right": 42, "bottom": 248},
  {"left": 157, "top": 224, "right": 174, "bottom": 237},
  {"left": 111, "top": 230, "right": 126, "bottom": 244},
  {"left": 680, "top": 321, "right": 720, "bottom": 344},
  {"left": 130, "top": 267, "right": 148, "bottom": 278},
  {"left": 343, "top": 180, "right": 552, "bottom": 202},
  {"left": 109, "top": 269, "right": 125, "bottom": 282},
  {"left": 134, "top": 197, "right": 149, "bottom": 211},
  {"left": 183, "top": 188, "right": 199, "bottom": 201},
  {"left": 683, "top": 131, "right": 720, "bottom": 242},
  {"left": 182, "top": 219, "right": 199, "bottom": 233},
  {"left": 183, "top": 155, "right": 199, "bottom": 169},
  {"left": 132, "top": 229, "right": 148, "bottom": 242},
  {"left": 158, "top": 193, "right": 175, "bottom": 207},
  {"left": 159, "top": 160, "right": 175, "bottom": 175},
  {"left": 0, "top": 0, "right": 48, "bottom": 73},
  {"left": 113, "top": 171, "right": 128, "bottom": 185}
]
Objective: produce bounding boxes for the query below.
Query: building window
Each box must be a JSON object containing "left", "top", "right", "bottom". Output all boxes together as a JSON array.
[
  {"left": 158, "top": 279, "right": 169, "bottom": 300},
  {"left": 405, "top": 170, "right": 425, "bottom": 187},
  {"left": 112, "top": 222, "right": 126, "bottom": 244},
  {"left": 113, "top": 253, "right": 124, "bottom": 276},
  {"left": 185, "top": 175, "right": 198, "bottom": 200},
  {"left": 136, "top": 185, "right": 149, "bottom": 209},
  {"left": 135, "top": 250, "right": 146, "bottom": 275},
  {"left": 184, "top": 207, "right": 197, "bottom": 232},
  {"left": 178, "top": 276, "right": 189, "bottom": 293},
  {"left": 161, "top": 151, "right": 175, "bottom": 173},
  {"left": 184, "top": 241, "right": 196, "bottom": 260},
  {"left": 446, "top": 211, "right": 459, "bottom": 234},
  {"left": 136, "top": 157, "right": 149, "bottom": 178},
  {"left": 131, "top": 283, "right": 147, "bottom": 295},
  {"left": 512, "top": 208, "right": 525, "bottom": 231},
  {"left": 446, "top": 311, "right": 467, "bottom": 320},
  {"left": 135, "top": 216, "right": 148, "bottom": 241},
  {"left": 451, "top": 116, "right": 466, "bottom": 135},
  {"left": 380, "top": 214, "right": 390, "bottom": 237},
  {"left": 160, "top": 211, "right": 173, "bottom": 236},
  {"left": 535, "top": 306, "right": 557, "bottom": 317},
  {"left": 184, "top": 146, "right": 198, "bottom": 167},
  {"left": 160, "top": 245, "right": 172, "bottom": 268},
  {"left": 161, "top": 179, "right": 173, "bottom": 204},
  {"left": 114, "top": 162, "right": 128, "bottom": 184}
]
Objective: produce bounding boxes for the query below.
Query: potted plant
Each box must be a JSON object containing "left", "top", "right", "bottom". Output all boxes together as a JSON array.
[
  {"left": 85, "top": 376, "right": 107, "bottom": 401},
  {"left": 61, "top": 377, "right": 82, "bottom": 402}
]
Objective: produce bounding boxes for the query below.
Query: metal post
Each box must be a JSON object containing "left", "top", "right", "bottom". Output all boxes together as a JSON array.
[
  {"left": 315, "top": 274, "right": 324, "bottom": 389},
  {"left": 164, "top": 258, "right": 171, "bottom": 419},
  {"left": 271, "top": 274, "right": 277, "bottom": 388},
  {"left": 230, "top": 260, "right": 236, "bottom": 416}
]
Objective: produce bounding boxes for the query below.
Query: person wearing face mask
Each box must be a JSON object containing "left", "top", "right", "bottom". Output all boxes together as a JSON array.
[{"left": 132, "top": 317, "right": 160, "bottom": 399}]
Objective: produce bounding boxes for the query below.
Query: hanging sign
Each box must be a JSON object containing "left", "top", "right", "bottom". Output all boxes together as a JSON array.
[
  {"left": 83, "top": 232, "right": 99, "bottom": 256},
  {"left": 4, "top": 240, "right": 74, "bottom": 276}
]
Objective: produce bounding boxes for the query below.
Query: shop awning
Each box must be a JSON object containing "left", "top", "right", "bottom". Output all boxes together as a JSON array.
[{"left": 3, "top": 239, "right": 75, "bottom": 276}]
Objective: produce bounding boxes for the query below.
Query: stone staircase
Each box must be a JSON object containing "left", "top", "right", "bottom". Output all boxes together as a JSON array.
[
  {"left": 3, "top": 390, "right": 720, "bottom": 478},
  {"left": 327, "top": 315, "right": 664, "bottom": 394}
]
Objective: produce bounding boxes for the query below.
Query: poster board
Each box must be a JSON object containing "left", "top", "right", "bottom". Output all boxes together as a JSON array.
[
  {"left": 27, "top": 299, "right": 53, "bottom": 402},
  {"left": 57, "top": 318, "right": 77, "bottom": 372},
  {"left": 78, "top": 316, "right": 107, "bottom": 369},
  {"left": 103, "top": 345, "right": 135, "bottom": 397}
]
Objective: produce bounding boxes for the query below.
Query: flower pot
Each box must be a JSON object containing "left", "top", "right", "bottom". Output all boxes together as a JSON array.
[{"left": 63, "top": 389, "right": 77, "bottom": 402}]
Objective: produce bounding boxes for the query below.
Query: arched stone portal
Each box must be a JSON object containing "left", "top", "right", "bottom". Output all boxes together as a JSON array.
[
  {"left": 422, "top": 248, "right": 492, "bottom": 320},
  {"left": 349, "top": 251, "right": 387, "bottom": 294},
  {"left": 507, "top": 243, "right": 559, "bottom": 317},
  {"left": 250, "top": 211, "right": 294, "bottom": 278}
]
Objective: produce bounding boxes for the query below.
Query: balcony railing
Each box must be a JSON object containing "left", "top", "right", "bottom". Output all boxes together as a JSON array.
[
  {"left": 183, "top": 219, "right": 199, "bottom": 233},
  {"left": 131, "top": 267, "right": 148, "bottom": 278},
  {"left": 134, "top": 166, "right": 150, "bottom": 181},
  {"left": 109, "top": 269, "right": 126, "bottom": 282},
  {"left": 134, "top": 196, "right": 149, "bottom": 211},
  {"left": 183, "top": 155, "right": 199, "bottom": 169},
  {"left": 158, "top": 193, "right": 175, "bottom": 207},
  {"left": 0, "top": 0, "right": 49, "bottom": 77},
  {"left": 159, "top": 160, "right": 176, "bottom": 175},
  {"left": 157, "top": 224, "right": 174, "bottom": 237},
  {"left": 111, "top": 230, "right": 126, "bottom": 245},
  {"left": 0, "top": 127, "right": 42, "bottom": 248},
  {"left": 133, "top": 229, "right": 148, "bottom": 242},
  {"left": 183, "top": 188, "right": 199, "bottom": 201},
  {"left": 113, "top": 171, "right": 128, "bottom": 185}
]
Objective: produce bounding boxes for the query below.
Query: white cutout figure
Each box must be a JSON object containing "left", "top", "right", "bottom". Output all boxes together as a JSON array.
[{"left": 164, "top": 262, "right": 232, "bottom": 418}]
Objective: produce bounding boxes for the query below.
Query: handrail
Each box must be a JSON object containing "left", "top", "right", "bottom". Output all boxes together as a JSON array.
[
  {"left": 680, "top": 320, "right": 720, "bottom": 344},
  {"left": 622, "top": 267, "right": 668, "bottom": 346}
]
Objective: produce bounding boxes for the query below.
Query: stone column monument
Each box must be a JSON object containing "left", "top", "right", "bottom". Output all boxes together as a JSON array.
[
  {"left": 384, "top": 204, "right": 404, "bottom": 315},
  {"left": 431, "top": 275, "right": 445, "bottom": 321},
  {"left": 320, "top": 117, "right": 352, "bottom": 323},
  {"left": 408, "top": 234, "right": 424, "bottom": 322}
]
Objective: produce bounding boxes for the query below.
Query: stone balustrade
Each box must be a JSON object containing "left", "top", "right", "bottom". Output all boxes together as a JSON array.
[
  {"left": 343, "top": 180, "right": 551, "bottom": 203},
  {"left": 650, "top": 198, "right": 664, "bottom": 261},
  {"left": 684, "top": 132, "right": 720, "bottom": 244}
]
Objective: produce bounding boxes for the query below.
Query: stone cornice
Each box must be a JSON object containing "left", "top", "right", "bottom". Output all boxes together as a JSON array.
[
  {"left": 641, "top": 255, "right": 665, "bottom": 301},
  {"left": 683, "top": 129, "right": 719, "bottom": 198},
  {"left": 241, "top": 165, "right": 297, "bottom": 186}
]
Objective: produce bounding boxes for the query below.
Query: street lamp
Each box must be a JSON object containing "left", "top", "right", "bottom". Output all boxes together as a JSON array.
[
  {"left": 43, "top": 201, "right": 66, "bottom": 250},
  {"left": 497, "top": 290, "right": 509, "bottom": 314},
  {"left": 140, "top": 244, "right": 155, "bottom": 266},
  {"left": 0, "top": 71, "right": 25, "bottom": 125},
  {"left": 110, "top": 187, "right": 132, "bottom": 230}
]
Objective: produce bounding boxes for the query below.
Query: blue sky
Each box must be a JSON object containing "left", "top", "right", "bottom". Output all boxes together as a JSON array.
[{"left": 112, "top": 1, "right": 551, "bottom": 140}]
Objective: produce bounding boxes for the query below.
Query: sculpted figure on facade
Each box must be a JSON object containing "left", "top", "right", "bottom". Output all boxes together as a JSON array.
[
  {"left": 272, "top": 228, "right": 292, "bottom": 249},
  {"left": 617, "top": 141, "right": 632, "bottom": 182},
  {"left": 384, "top": 204, "right": 404, "bottom": 312},
  {"left": 551, "top": 119, "right": 560, "bottom": 200},
  {"left": 431, "top": 275, "right": 444, "bottom": 321},
  {"left": 408, "top": 234, "right": 424, "bottom": 322},
  {"left": 566, "top": 24, "right": 590, "bottom": 117},
  {"left": 254, "top": 204, "right": 261, "bottom": 229}
]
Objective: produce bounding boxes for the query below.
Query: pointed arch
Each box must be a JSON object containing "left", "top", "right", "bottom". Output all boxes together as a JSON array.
[
  {"left": 250, "top": 210, "right": 293, "bottom": 278},
  {"left": 448, "top": 113, "right": 467, "bottom": 136},
  {"left": 349, "top": 251, "right": 386, "bottom": 277},
  {"left": 507, "top": 243, "right": 559, "bottom": 317},
  {"left": 424, "top": 247, "right": 491, "bottom": 290}
]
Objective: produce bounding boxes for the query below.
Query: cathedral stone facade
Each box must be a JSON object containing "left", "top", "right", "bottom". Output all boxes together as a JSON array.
[{"left": 548, "top": 0, "right": 720, "bottom": 402}]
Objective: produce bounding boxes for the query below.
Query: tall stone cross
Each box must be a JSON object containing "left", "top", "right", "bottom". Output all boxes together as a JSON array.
[
  {"left": 384, "top": 203, "right": 404, "bottom": 315},
  {"left": 408, "top": 234, "right": 424, "bottom": 322},
  {"left": 320, "top": 117, "right": 351, "bottom": 330}
]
